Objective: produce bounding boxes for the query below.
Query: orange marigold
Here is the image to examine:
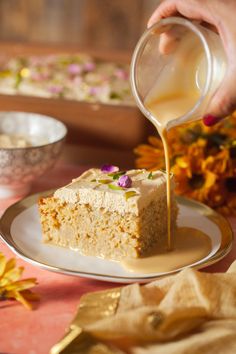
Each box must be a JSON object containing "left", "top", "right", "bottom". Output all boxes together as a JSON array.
[{"left": 134, "top": 115, "right": 236, "bottom": 214}]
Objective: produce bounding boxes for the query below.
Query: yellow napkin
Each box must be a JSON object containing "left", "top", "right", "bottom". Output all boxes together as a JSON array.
[{"left": 51, "top": 261, "right": 236, "bottom": 354}]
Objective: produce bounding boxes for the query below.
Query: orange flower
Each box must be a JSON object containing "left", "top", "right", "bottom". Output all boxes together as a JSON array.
[
  {"left": 202, "top": 149, "right": 231, "bottom": 176},
  {"left": 187, "top": 139, "right": 206, "bottom": 174},
  {"left": 134, "top": 114, "right": 236, "bottom": 215},
  {"left": 175, "top": 169, "right": 218, "bottom": 205},
  {"left": 134, "top": 136, "right": 165, "bottom": 170}
]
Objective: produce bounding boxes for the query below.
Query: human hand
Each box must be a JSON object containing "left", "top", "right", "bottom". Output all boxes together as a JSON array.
[{"left": 148, "top": 0, "right": 236, "bottom": 125}]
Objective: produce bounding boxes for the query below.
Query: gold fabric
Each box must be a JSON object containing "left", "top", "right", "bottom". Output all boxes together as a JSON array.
[{"left": 51, "top": 262, "right": 236, "bottom": 354}]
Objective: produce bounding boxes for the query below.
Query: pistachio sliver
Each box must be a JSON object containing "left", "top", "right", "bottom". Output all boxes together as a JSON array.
[
  {"left": 108, "top": 171, "right": 126, "bottom": 180},
  {"left": 108, "top": 184, "right": 124, "bottom": 191},
  {"left": 98, "top": 179, "right": 112, "bottom": 184},
  {"left": 125, "top": 191, "right": 139, "bottom": 200}
]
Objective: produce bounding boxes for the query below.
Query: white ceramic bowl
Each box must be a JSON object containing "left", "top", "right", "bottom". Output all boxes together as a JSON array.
[{"left": 0, "top": 112, "right": 67, "bottom": 199}]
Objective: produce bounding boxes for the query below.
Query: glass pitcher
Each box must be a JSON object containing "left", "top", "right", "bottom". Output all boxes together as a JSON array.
[{"left": 130, "top": 17, "right": 226, "bottom": 131}]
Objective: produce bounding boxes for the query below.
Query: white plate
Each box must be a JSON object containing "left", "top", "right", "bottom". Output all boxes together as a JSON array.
[{"left": 0, "top": 191, "right": 233, "bottom": 283}]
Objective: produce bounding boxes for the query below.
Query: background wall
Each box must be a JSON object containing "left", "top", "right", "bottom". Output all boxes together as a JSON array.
[{"left": 0, "top": 0, "right": 159, "bottom": 50}]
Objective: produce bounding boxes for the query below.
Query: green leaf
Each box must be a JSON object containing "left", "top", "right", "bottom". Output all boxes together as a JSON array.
[
  {"left": 108, "top": 171, "right": 126, "bottom": 180},
  {"left": 108, "top": 184, "right": 124, "bottom": 191},
  {"left": 110, "top": 92, "right": 121, "bottom": 100},
  {"left": 148, "top": 172, "right": 153, "bottom": 180},
  {"left": 15, "top": 72, "right": 22, "bottom": 89},
  {"left": 125, "top": 191, "right": 139, "bottom": 200}
]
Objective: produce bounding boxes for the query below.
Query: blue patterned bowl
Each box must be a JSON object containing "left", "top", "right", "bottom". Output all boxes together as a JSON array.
[{"left": 0, "top": 112, "right": 67, "bottom": 199}]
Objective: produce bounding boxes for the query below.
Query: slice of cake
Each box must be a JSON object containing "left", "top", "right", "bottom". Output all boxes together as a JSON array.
[{"left": 38, "top": 167, "right": 178, "bottom": 260}]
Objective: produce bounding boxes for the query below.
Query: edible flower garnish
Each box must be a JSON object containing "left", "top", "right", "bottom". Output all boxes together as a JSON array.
[
  {"left": 84, "top": 61, "right": 96, "bottom": 72},
  {"left": 0, "top": 252, "right": 39, "bottom": 310},
  {"left": 48, "top": 85, "right": 63, "bottom": 94},
  {"left": 67, "top": 63, "right": 82, "bottom": 75},
  {"left": 101, "top": 164, "right": 119, "bottom": 173},
  {"left": 118, "top": 175, "right": 132, "bottom": 188}
]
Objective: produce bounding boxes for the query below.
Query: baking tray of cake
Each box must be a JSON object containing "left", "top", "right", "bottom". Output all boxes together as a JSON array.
[
  {"left": 0, "top": 42, "right": 153, "bottom": 150},
  {"left": 0, "top": 190, "right": 233, "bottom": 283}
]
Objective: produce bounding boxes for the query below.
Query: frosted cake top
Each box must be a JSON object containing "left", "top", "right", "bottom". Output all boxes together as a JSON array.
[{"left": 54, "top": 168, "right": 172, "bottom": 215}]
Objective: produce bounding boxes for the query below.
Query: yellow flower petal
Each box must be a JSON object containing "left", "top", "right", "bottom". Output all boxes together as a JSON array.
[
  {"left": 148, "top": 136, "right": 163, "bottom": 148},
  {"left": 204, "top": 171, "right": 217, "bottom": 189},
  {"left": 5, "top": 278, "right": 37, "bottom": 292},
  {"left": 0, "top": 266, "right": 23, "bottom": 287},
  {"left": 0, "top": 252, "right": 39, "bottom": 309},
  {"left": 12, "top": 290, "right": 33, "bottom": 310},
  {"left": 21, "top": 289, "right": 40, "bottom": 301},
  {"left": 4, "top": 258, "right": 16, "bottom": 274},
  {"left": 20, "top": 68, "right": 30, "bottom": 78},
  {"left": 0, "top": 253, "right": 7, "bottom": 277},
  {"left": 176, "top": 157, "right": 188, "bottom": 169}
]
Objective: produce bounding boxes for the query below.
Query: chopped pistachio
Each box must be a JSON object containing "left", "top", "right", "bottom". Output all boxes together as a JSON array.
[
  {"left": 108, "top": 184, "right": 124, "bottom": 191},
  {"left": 108, "top": 171, "right": 126, "bottom": 180},
  {"left": 98, "top": 179, "right": 112, "bottom": 184},
  {"left": 125, "top": 191, "right": 139, "bottom": 200}
]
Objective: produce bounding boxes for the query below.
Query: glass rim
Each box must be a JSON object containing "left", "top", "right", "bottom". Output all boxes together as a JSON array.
[{"left": 130, "top": 17, "right": 213, "bottom": 130}]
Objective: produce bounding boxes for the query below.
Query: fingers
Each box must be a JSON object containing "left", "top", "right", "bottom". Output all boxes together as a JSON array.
[
  {"left": 148, "top": 0, "right": 178, "bottom": 28},
  {"left": 159, "top": 26, "right": 187, "bottom": 55},
  {"left": 148, "top": 0, "right": 215, "bottom": 28},
  {"left": 203, "top": 115, "right": 222, "bottom": 126},
  {"left": 203, "top": 70, "right": 236, "bottom": 126}
]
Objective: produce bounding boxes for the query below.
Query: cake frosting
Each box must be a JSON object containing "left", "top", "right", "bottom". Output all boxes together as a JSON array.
[{"left": 54, "top": 168, "right": 170, "bottom": 215}]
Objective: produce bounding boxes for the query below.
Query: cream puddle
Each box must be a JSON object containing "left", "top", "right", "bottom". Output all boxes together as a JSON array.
[{"left": 122, "top": 227, "right": 212, "bottom": 274}]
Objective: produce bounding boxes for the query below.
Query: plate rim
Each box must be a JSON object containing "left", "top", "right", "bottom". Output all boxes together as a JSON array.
[{"left": 0, "top": 190, "right": 234, "bottom": 282}]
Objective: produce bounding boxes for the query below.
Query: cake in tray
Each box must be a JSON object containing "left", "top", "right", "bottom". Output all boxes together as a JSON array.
[{"left": 38, "top": 167, "right": 178, "bottom": 260}]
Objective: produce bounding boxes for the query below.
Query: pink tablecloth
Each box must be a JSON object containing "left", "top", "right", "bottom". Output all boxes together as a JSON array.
[{"left": 0, "top": 162, "right": 235, "bottom": 354}]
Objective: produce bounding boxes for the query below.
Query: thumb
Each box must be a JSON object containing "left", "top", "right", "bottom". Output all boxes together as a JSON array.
[{"left": 203, "top": 69, "right": 236, "bottom": 126}]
